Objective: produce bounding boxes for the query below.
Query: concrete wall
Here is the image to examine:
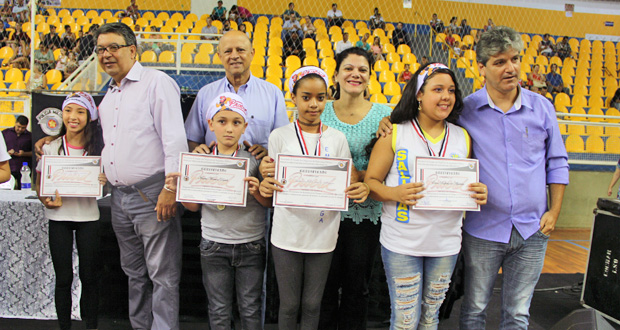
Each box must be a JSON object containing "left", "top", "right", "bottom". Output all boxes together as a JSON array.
[{"left": 558, "top": 170, "right": 617, "bottom": 228}]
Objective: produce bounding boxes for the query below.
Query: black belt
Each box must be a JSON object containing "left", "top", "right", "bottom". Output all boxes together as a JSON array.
[{"left": 114, "top": 172, "right": 165, "bottom": 194}]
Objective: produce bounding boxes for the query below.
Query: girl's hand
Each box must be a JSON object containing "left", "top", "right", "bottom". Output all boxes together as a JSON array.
[
  {"left": 245, "top": 177, "right": 260, "bottom": 195},
  {"left": 469, "top": 182, "right": 488, "bottom": 205},
  {"left": 259, "top": 156, "right": 276, "bottom": 179},
  {"left": 259, "top": 177, "right": 283, "bottom": 198},
  {"left": 43, "top": 190, "right": 62, "bottom": 209},
  {"left": 392, "top": 182, "right": 425, "bottom": 206},
  {"left": 346, "top": 182, "right": 369, "bottom": 203},
  {"left": 98, "top": 173, "right": 107, "bottom": 185},
  {"left": 165, "top": 172, "right": 181, "bottom": 192}
]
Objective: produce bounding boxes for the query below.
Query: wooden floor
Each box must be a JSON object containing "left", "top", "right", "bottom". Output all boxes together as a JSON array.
[{"left": 542, "top": 228, "right": 591, "bottom": 274}]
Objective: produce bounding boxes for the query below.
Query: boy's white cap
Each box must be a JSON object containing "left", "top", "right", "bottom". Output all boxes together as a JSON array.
[
  {"left": 62, "top": 92, "right": 98, "bottom": 121},
  {"left": 206, "top": 92, "right": 248, "bottom": 122},
  {"left": 288, "top": 66, "right": 329, "bottom": 93}
]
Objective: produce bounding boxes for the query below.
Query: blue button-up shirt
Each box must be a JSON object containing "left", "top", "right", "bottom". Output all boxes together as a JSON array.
[
  {"left": 546, "top": 72, "right": 563, "bottom": 88},
  {"left": 185, "top": 74, "right": 289, "bottom": 148},
  {"left": 458, "top": 87, "right": 569, "bottom": 243}
]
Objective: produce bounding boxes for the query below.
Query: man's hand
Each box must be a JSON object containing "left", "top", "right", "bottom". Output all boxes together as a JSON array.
[
  {"left": 259, "top": 156, "right": 275, "bottom": 179},
  {"left": 7, "top": 149, "right": 14, "bottom": 155},
  {"left": 539, "top": 211, "right": 559, "bottom": 236},
  {"left": 244, "top": 141, "right": 267, "bottom": 159},
  {"left": 14, "top": 150, "right": 23, "bottom": 157},
  {"left": 35, "top": 136, "right": 55, "bottom": 160},
  {"left": 155, "top": 189, "right": 177, "bottom": 222},
  {"left": 376, "top": 116, "right": 393, "bottom": 138},
  {"left": 192, "top": 141, "right": 215, "bottom": 154}
]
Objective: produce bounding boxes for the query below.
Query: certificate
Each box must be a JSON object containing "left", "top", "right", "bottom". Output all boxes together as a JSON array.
[
  {"left": 176, "top": 152, "right": 250, "bottom": 207},
  {"left": 274, "top": 154, "right": 351, "bottom": 211},
  {"left": 413, "top": 156, "right": 480, "bottom": 211},
  {"left": 40, "top": 156, "right": 102, "bottom": 197}
]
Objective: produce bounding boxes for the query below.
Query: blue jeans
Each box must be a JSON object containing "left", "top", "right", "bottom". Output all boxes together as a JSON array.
[
  {"left": 381, "top": 245, "right": 458, "bottom": 330},
  {"left": 459, "top": 227, "right": 549, "bottom": 330},
  {"left": 200, "top": 238, "right": 266, "bottom": 330}
]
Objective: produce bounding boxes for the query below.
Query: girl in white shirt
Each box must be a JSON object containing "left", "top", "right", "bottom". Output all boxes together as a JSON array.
[
  {"left": 35, "top": 92, "right": 106, "bottom": 330},
  {"left": 365, "top": 63, "right": 488, "bottom": 330},
  {"left": 259, "top": 66, "right": 369, "bottom": 330}
]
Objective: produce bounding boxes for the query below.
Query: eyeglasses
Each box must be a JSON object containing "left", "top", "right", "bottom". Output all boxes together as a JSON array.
[{"left": 95, "top": 44, "right": 130, "bottom": 55}]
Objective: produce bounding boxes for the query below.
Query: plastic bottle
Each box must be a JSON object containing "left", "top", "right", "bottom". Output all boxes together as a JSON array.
[{"left": 20, "top": 162, "right": 31, "bottom": 190}]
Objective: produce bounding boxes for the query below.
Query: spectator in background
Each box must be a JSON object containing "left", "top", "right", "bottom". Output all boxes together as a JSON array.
[
  {"left": 238, "top": 23, "right": 250, "bottom": 38},
  {"left": 391, "top": 22, "right": 408, "bottom": 49},
  {"left": 43, "top": 24, "right": 61, "bottom": 50},
  {"left": 371, "top": 36, "right": 383, "bottom": 61},
  {"left": 27, "top": 62, "right": 47, "bottom": 90},
  {"left": 122, "top": 0, "right": 140, "bottom": 20},
  {"left": 539, "top": 33, "right": 554, "bottom": 57},
  {"left": 201, "top": 17, "right": 218, "bottom": 40},
  {"left": 556, "top": 36, "right": 572, "bottom": 60},
  {"left": 229, "top": 5, "right": 253, "bottom": 26},
  {"left": 63, "top": 61, "right": 78, "bottom": 81},
  {"left": 369, "top": 8, "right": 385, "bottom": 31},
  {"left": 55, "top": 47, "right": 69, "bottom": 72},
  {"left": 335, "top": 32, "right": 352, "bottom": 55},
  {"left": 327, "top": 3, "right": 343, "bottom": 28},
  {"left": 60, "top": 24, "right": 77, "bottom": 50},
  {"left": 483, "top": 18, "right": 495, "bottom": 31},
  {"left": 430, "top": 13, "right": 444, "bottom": 33},
  {"left": 0, "top": 1, "right": 11, "bottom": 21},
  {"left": 449, "top": 16, "right": 459, "bottom": 34},
  {"left": 546, "top": 63, "right": 568, "bottom": 94},
  {"left": 356, "top": 33, "right": 371, "bottom": 52},
  {"left": 0, "top": 23, "right": 9, "bottom": 48},
  {"left": 398, "top": 63, "right": 413, "bottom": 83},
  {"left": 420, "top": 55, "right": 429, "bottom": 65},
  {"left": 12, "top": 0, "right": 28, "bottom": 23},
  {"left": 302, "top": 15, "right": 316, "bottom": 40},
  {"left": 211, "top": 0, "right": 227, "bottom": 22},
  {"left": 528, "top": 64, "right": 546, "bottom": 92},
  {"left": 282, "top": 13, "right": 302, "bottom": 39},
  {"left": 459, "top": 19, "right": 471, "bottom": 38},
  {"left": 609, "top": 88, "right": 620, "bottom": 110},
  {"left": 283, "top": 30, "right": 305, "bottom": 62},
  {"left": 282, "top": 2, "right": 301, "bottom": 20},
  {"left": 444, "top": 27, "right": 455, "bottom": 50},
  {"left": 221, "top": 20, "right": 232, "bottom": 34},
  {"left": 34, "top": 41, "right": 55, "bottom": 73},
  {"left": 2, "top": 115, "right": 31, "bottom": 189},
  {"left": 453, "top": 40, "right": 462, "bottom": 57},
  {"left": 77, "top": 24, "right": 98, "bottom": 63}
]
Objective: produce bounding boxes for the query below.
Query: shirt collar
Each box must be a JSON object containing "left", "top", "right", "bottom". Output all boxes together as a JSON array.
[
  {"left": 224, "top": 73, "right": 254, "bottom": 92},
  {"left": 483, "top": 85, "right": 525, "bottom": 112},
  {"left": 108, "top": 61, "right": 142, "bottom": 89}
]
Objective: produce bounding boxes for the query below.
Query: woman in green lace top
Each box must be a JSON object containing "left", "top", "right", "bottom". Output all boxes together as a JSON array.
[{"left": 319, "top": 47, "right": 392, "bottom": 329}]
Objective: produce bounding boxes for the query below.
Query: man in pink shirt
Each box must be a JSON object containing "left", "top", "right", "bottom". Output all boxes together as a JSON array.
[{"left": 95, "top": 22, "right": 188, "bottom": 330}]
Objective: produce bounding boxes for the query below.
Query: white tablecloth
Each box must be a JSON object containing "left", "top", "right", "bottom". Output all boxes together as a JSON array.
[{"left": 0, "top": 190, "right": 81, "bottom": 319}]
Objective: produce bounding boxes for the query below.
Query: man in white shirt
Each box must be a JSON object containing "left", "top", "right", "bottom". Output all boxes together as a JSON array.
[
  {"left": 282, "top": 14, "right": 303, "bottom": 39},
  {"left": 335, "top": 32, "right": 352, "bottom": 55},
  {"left": 201, "top": 17, "right": 219, "bottom": 40},
  {"left": 327, "top": 3, "right": 344, "bottom": 27}
]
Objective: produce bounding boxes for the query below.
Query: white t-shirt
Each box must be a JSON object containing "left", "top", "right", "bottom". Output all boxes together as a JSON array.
[
  {"left": 381, "top": 121, "right": 470, "bottom": 257},
  {"left": 0, "top": 134, "right": 10, "bottom": 162},
  {"left": 36, "top": 137, "right": 100, "bottom": 222},
  {"left": 268, "top": 123, "right": 351, "bottom": 253},
  {"left": 327, "top": 9, "right": 343, "bottom": 18}
]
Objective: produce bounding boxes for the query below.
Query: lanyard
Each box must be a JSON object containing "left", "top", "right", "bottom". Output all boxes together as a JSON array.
[
  {"left": 212, "top": 144, "right": 240, "bottom": 157},
  {"left": 61, "top": 135, "right": 87, "bottom": 156},
  {"left": 411, "top": 118, "right": 449, "bottom": 157},
  {"left": 294, "top": 120, "right": 323, "bottom": 156}
]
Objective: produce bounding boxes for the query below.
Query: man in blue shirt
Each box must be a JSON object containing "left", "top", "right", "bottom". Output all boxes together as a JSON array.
[
  {"left": 457, "top": 26, "right": 569, "bottom": 329},
  {"left": 185, "top": 30, "right": 289, "bottom": 158},
  {"left": 546, "top": 63, "right": 568, "bottom": 94}
]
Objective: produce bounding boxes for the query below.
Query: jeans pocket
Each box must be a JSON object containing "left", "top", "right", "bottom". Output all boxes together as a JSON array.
[
  {"left": 245, "top": 240, "right": 265, "bottom": 254},
  {"left": 199, "top": 239, "right": 220, "bottom": 257},
  {"left": 537, "top": 230, "right": 551, "bottom": 239}
]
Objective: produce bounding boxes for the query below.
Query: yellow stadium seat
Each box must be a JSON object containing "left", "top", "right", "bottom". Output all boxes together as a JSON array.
[
  {"left": 285, "top": 56, "right": 301, "bottom": 69},
  {"left": 567, "top": 124, "right": 585, "bottom": 135},
  {"left": 589, "top": 97, "right": 605, "bottom": 109},
  {"left": 330, "top": 33, "right": 343, "bottom": 43},
  {"left": 355, "top": 21, "right": 367, "bottom": 30},
  {"left": 8, "top": 81, "right": 26, "bottom": 96},
  {"left": 369, "top": 79, "right": 382, "bottom": 95},
  {"left": 397, "top": 44, "right": 411, "bottom": 55},
  {"left": 45, "top": 69, "right": 62, "bottom": 85},
  {"left": 251, "top": 55, "right": 265, "bottom": 67},
  {"left": 159, "top": 51, "right": 175, "bottom": 64},
  {"left": 606, "top": 136, "right": 620, "bottom": 153},
  {"left": 390, "top": 94, "right": 402, "bottom": 105},
  {"left": 606, "top": 126, "right": 620, "bottom": 137},
  {"left": 383, "top": 81, "right": 401, "bottom": 96},
  {"left": 0, "top": 114, "right": 16, "bottom": 127},
  {"left": 383, "top": 43, "right": 395, "bottom": 54},
  {"left": 268, "top": 38, "right": 283, "bottom": 49},
  {"left": 71, "top": 9, "right": 84, "bottom": 19},
  {"left": 265, "top": 65, "right": 283, "bottom": 79},
  {"left": 303, "top": 38, "right": 316, "bottom": 50},
  {"left": 370, "top": 94, "right": 388, "bottom": 103},
  {"left": 321, "top": 57, "right": 336, "bottom": 72},
  {"left": 198, "top": 43, "right": 214, "bottom": 54},
  {"left": 267, "top": 46, "right": 282, "bottom": 57},
  {"left": 568, "top": 107, "right": 586, "bottom": 121},
  {"left": 256, "top": 16, "right": 269, "bottom": 26},
  {"left": 462, "top": 35, "right": 474, "bottom": 47},
  {"left": 585, "top": 136, "right": 604, "bottom": 153},
  {"left": 535, "top": 56, "right": 548, "bottom": 68},
  {"left": 303, "top": 56, "right": 319, "bottom": 66},
  {"left": 554, "top": 93, "right": 570, "bottom": 108},
  {"left": 565, "top": 134, "right": 584, "bottom": 152},
  {"left": 121, "top": 17, "right": 133, "bottom": 26},
  {"left": 250, "top": 64, "right": 264, "bottom": 78},
  {"left": 587, "top": 125, "right": 604, "bottom": 136},
  {"left": 271, "top": 16, "right": 283, "bottom": 27},
  {"left": 588, "top": 107, "right": 605, "bottom": 122},
  {"left": 329, "top": 25, "right": 342, "bottom": 36},
  {"left": 317, "top": 39, "right": 332, "bottom": 50},
  {"left": 606, "top": 108, "right": 620, "bottom": 123},
  {"left": 284, "top": 66, "right": 298, "bottom": 79},
  {"left": 212, "top": 54, "right": 222, "bottom": 65},
  {"left": 57, "top": 9, "right": 70, "bottom": 17},
  {"left": 401, "top": 53, "right": 417, "bottom": 65},
  {"left": 85, "top": 10, "right": 98, "bottom": 19},
  {"left": 319, "top": 48, "right": 334, "bottom": 59},
  {"left": 186, "top": 13, "right": 198, "bottom": 22},
  {"left": 140, "top": 50, "right": 157, "bottom": 63},
  {"left": 265, "top": 76, "right": 282, "bottom": 90},
  {"left": 267, "top": 56, "right": 282, "bottom": 67},
  {"left": 4, "top": 68, "right": 23, "bottom": 83},
  {"left": 573, "top": 84, "right": 588, "bottom": 96},
  {"left": 194, "top": 52, "right": 211, "bottom": 65},
  {"left": 374, "top": 60, "right": 389, "bottom": 72},
  {"left": 379, "top": 70, "right": 396, "bottom": 83},
  {"left": 305, "top": 48, "right": 317, "bottom": 59},
  {"left": 180, "top": 52, "right": 192, "bottom": 64},
  {"left": 391, "top": 62, "right": 405, "bottom": 74},
  {"left": 99, "top": 10, "right": 113, "bottom": 20},
  {"left": 572, "top": 95, "right": 588, "bottom": 107}
]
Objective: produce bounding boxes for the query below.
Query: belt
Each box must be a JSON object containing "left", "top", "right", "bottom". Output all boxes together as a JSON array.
[{"left": 114, "top": 172, "right": 165, "bottom": 194}]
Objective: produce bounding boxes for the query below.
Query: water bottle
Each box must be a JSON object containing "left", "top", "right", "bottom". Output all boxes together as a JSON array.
[{"left": 20, "top": 162, "right": 31, "bottom": 190}]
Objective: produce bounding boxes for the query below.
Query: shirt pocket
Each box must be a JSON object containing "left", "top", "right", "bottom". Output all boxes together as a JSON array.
[
  {"left": 523, "top": 131, "right": 547, "bottom": 164},
  {"left": 246, "top": 117, "right": 271, "bottom": 147}
]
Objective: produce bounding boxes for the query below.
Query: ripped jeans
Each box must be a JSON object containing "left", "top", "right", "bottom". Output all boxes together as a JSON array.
[{"left": 381, "top": 245, "right": 458, "bottom": 330}]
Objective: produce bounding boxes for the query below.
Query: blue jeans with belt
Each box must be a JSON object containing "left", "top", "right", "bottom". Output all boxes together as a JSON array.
[
  {"left": 199, "top": 238, "right": 266, "bottom": 330},
  {"left": 459, "top": 227, "right": 549, "bottom": 330}
]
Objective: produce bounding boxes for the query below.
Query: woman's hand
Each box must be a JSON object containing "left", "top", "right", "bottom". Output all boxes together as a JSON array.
[
  {"left": 346, "top": 182, "right": 369, "bottom": 204},
  {"left": 259, "top": 177, "right": 283, "bottom": 198},
  {"left": 259, "top": 156, "right": 276, "bottom": 179},
  {"left": 42, "top": 190, "right": 62, "bottom": 209},
  {"left": 98, "top": 173, "right": 107, "bottom": 185},
  {"left": 245, "top": 177, "right": 260, "bottom": 195},
  {"left": 392, "top": 182, "right": 425, "bottom": 206},
  {"left": 468, "top": 182, "right": 488, "bottom": 205}
]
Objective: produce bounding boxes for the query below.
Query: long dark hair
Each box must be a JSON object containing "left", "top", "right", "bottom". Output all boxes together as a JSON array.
[
  {"left": 365, "top": 62, "right": 464, "bottom": 154},
  {"left": 332, "top": 47, "right": 374, "bottom": 100},
  {"left": 390, "top": 62, "right": 463, "bottom": 125},
  {"left": 56, "top": 110, "right": 104, "bottom": 156}
]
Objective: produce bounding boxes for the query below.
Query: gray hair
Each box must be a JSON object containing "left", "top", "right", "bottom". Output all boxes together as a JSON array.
[
  {"left": 93, "top": 22, "right": 137, "bottom": 47},
  {"left": 476, "top": 26, "right": 523, "bottom": 65}
]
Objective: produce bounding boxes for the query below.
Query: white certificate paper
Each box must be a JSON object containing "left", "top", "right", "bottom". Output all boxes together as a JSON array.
[
  {"left": 274, "top": 154, "right": 351, "bottom": 211},
  {"left": 176, "top": 152, "right": 250, "bottom": 206},
  {"left": 40, "top": 155, "right": 102, "bottom": 197},
  {"left": 413, "top": 156, "right": 480, "bottom": 211}
]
